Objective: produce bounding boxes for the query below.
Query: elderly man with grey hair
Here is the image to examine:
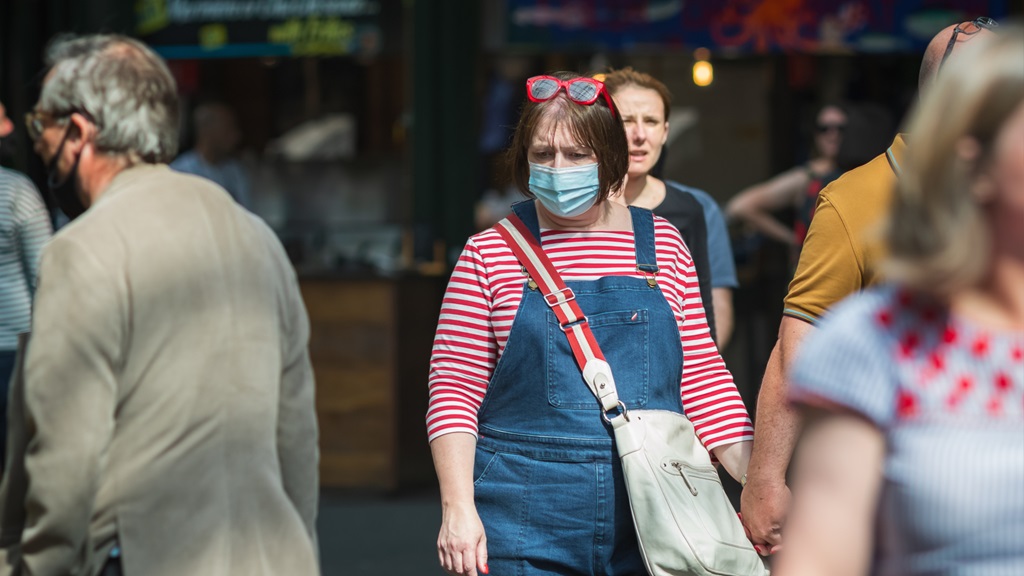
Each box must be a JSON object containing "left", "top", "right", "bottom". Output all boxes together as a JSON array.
[{"left": 1, "top": 34, "right": 320, "bottom": 576}]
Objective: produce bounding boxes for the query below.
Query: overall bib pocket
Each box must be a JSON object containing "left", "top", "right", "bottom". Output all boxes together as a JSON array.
[{"left": 546, "top": 308, "right": 650, "bottom": 410}]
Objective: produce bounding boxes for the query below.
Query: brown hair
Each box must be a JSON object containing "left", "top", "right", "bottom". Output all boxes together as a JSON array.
[
  {"left": 600, "top": 67, "right": 673, "bottom": 119},
  {"left": 885, "top": 29, "right": 1024, "bottom": 297},
  {"left": 506, "top": 71, "right": 628, "bottom": 203}
]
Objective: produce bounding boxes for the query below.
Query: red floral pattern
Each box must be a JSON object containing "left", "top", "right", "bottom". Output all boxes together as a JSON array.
[{"left": 887, "top": 292, "right": 1023, "bottom": 422}]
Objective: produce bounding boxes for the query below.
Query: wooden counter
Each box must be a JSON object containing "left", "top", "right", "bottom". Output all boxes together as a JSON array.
[{"left": 299, "top": 274, "right": 445, "bottom": 490}]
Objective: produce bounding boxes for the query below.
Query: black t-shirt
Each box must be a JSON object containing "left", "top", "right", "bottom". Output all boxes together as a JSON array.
[{"left": 653, "top": 182, "right": 717, "bottom": 344}]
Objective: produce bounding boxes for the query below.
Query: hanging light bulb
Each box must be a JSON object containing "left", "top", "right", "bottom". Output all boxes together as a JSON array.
[
  {"left": 693, "top": 61, "right": 713, "bottom": 87},
  {"left": 692, "top": 47, "right": 713, "bottom": 87}
]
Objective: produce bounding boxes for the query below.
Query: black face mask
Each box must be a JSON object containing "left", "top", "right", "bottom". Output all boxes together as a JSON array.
[{"left": 46, "top": 127, "right": 87, "bottom": 220}]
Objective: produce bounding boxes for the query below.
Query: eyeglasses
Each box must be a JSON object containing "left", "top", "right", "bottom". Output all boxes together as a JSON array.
[
  {"left": 526, "top": 76, "right": 617, "bottom": 119},
  {"left": 24, "top": 110, "right": 69, "bottom": 141},
  {"left": 815, "top": 123, "right": 846, "bottom": 135},
  {"left": 939, "top": 17, "right": 998, "bottom": 70}
]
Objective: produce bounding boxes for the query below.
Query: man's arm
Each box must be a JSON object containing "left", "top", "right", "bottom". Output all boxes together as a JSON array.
[
  {"left": 20, "top": 237, "right": 122, "bottom": 574},
  {"left": 741, "top": 176, "right": 870, "bottom": 551},
  {"left": 740, "top": 315, "right": 814, "bottom": 550}
]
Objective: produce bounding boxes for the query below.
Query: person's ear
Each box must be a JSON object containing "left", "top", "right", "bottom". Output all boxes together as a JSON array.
[
  {"left": 661, "top": 121, "right": 669, "bottom": 146},
  {"left": 66, "top": 112, "right": 95, "bottom": 153}
]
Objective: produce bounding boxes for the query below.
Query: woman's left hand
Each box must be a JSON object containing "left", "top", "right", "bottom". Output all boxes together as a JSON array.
[{"left": 437, "top": 500, "right": 488, "bottom": 575}]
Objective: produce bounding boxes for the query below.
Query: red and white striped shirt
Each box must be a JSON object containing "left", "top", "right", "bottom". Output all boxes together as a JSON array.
[{"left": 427, "top": 217, "right": 753, "bottom": 452}]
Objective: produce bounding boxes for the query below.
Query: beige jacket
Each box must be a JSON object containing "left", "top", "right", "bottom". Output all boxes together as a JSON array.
[{"left": 0, "top": 165, "right": 319, "bottom": 576}]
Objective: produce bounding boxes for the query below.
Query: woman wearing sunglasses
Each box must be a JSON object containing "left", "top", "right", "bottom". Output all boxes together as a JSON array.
[
  {"left": 427, "top": 71, "right": 754, "bottom": 576},
  {"left": 725, "top": 103, "right": 848, "bottom": 269},
  {"left": 779, "top": 29, "right": 1024, "bottom": 576}
]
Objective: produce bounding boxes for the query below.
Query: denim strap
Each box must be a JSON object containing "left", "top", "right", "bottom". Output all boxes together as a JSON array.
[{"left": 629, "top": 205, "right": 660, "bottom": 275}]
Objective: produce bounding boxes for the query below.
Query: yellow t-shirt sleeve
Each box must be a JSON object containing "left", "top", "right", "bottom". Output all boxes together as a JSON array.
[{"left": 783, "top": 194, "right": 863, "bottom": 324}]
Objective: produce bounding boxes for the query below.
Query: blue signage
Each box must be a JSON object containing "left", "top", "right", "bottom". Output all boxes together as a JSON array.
[{"left": 505, "top": 0, "right": 1010, "bottom": 53}]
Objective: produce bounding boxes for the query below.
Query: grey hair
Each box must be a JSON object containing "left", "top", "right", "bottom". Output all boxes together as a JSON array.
[{"left": 39, "top": 34, "right": 179, "bottom": 164}]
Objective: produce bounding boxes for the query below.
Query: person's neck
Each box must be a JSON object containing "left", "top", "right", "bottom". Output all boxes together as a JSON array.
[
  {"left": 80, "top": 153, "right": 134, "bottom": 206},
  {"left": 952, "top": 255, "right": 1024, "bottom": 330},
  {"left": 622, "top": 173, "right": 664, "bottom": 209}
]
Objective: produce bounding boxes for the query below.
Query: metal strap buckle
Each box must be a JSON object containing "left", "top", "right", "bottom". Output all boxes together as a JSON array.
[
  {"left": 559, "top": 315, "right": 589, "bottom": 333},
  {"left": 637, "top": 266, "right": 658, "bottom": 288},
  {"left": 601, "top": 400, "right": 629, "bottom": 424},
  {"left": 544, "top": 286, "right": 576, "bottom": 306}
]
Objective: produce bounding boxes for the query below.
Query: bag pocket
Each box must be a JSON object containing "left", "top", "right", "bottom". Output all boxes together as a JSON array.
[{"left": 653, "top": 457, "right": 765, "bottom": 575}]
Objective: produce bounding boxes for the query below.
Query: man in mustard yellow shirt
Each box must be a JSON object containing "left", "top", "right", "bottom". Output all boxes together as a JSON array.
[
  {"left": 782, "top": 134, "right": 906, "bottom": 323},
  {"left": 739, "top": 19, "right": 997, "bottom": 554}
]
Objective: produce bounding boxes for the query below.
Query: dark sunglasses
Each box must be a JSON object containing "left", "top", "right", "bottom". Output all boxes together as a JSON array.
[
  {"left": 815, "top": 123, "right": 846, "bottom": 134},
  {"left": 526, "top": 76, "right": 618, "bottom": 119},
  {"left": 939, "top": 17, "right": 998, "bottom": 70}
]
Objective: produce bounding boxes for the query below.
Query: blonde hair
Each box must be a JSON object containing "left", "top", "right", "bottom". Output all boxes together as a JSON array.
[{"left": 885, "top": 28, "right": 1024, "bottom": 297}]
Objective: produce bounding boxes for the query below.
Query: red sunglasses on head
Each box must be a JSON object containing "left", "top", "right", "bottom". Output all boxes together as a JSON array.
[{"left": 525, "top": 75, "right": 618, "bottom": 119}]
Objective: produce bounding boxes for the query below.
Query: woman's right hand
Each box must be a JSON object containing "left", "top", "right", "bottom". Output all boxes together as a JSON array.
[{"left": 437, "top": 501, "right": 489, "bottom": 576}]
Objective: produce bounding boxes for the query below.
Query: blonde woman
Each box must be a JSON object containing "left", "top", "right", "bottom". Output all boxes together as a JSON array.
[{"left": 779, "top": 28, "right": 1023, "bottom": 576}]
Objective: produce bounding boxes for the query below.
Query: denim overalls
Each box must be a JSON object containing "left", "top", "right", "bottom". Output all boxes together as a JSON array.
[{"left": 474, "top": 201, "right": 685, "bottom": 575}]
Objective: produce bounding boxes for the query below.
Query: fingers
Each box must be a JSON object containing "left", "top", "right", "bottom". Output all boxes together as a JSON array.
[
  {"left": 738, "top": 512, "right": 753, "bottom": 542},
  {"left": 740, "top": 511, "right": 777, "bottom": 557},
  {"left": 753, "top": 543, "right": 784, "bottom": 556},
  {"left": 763, "top": 520, "right": 784, "bottom": 546},
  {"left": 740, "top": 487, "right": 789, "bottom": 549},
  {"left": 438, "top": 537, "right": 484, "bottom": 575},
  {"left": 477, "top": 535, "right": 489, "bottom": 575},
  {"left": 440, "top": 550, "right": 476, "bottom": 576},
  {"left": 458, "top": 549, "right": 477, "bottom": 576},
  {"left": 750, "top": 523, "right": 782, "bottom": 550}
]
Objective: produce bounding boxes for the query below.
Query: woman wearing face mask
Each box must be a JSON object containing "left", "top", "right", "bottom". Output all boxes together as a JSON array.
[{"left": 427, "top": 71, "right": 754, "bottom": 576}]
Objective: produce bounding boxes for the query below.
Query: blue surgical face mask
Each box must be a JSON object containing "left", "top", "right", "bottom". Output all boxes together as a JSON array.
[{"left": 528, "top": 162, "right": 600, "bottom": 218}]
